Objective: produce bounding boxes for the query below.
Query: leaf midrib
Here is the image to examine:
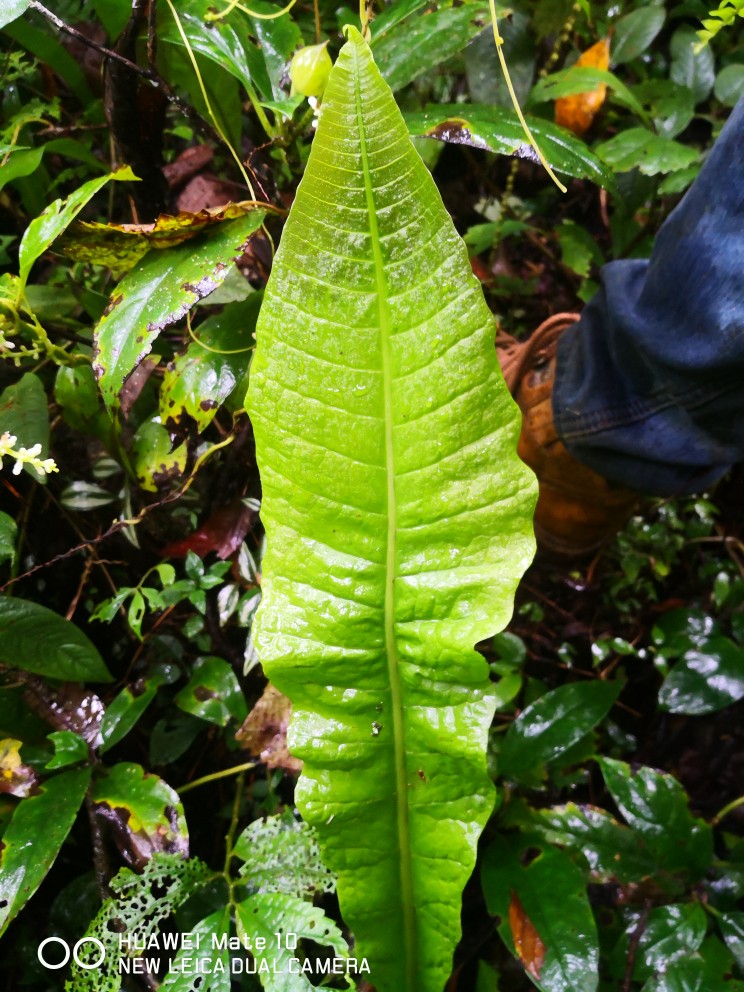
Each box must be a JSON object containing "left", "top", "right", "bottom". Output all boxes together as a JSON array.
[{"left": 352, "top": 40, "right": 416, "bottom": 987}]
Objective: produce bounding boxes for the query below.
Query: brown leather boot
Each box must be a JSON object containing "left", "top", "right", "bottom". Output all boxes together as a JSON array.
[{"left": 498, "top": 313, "right": 640, "bottom": 558}]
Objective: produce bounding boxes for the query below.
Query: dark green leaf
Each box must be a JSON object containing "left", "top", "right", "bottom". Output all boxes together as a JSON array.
[
  {"left": 531, "top": 802, "right": 659, "bottom": 884},
  {"left": 642, "top": 956, "right": 704, "bottom": 992},
  {"left": 93, "top": 211, "right": 265, "bottom": 408},
  {"left": 0, "top": 596, "right": 113, "bottom": 681},
  {"left": 670, "top": 25, "right": 715, "bottom": 104},
  {"left": 372, "top": 3, "right": 495, "bottom": 92},
  {"left": 659, "top": 636, "right": 744, "bottom": 714},
  {"left": 466, "top": 11, "right": 534, "bottom": 108},
  {"left": 18, "top": 168, "right": 136, "bottom": 285},
  {"left": 632, "top": 79, "right": 695, "bottom": 139},
  {"left": 175, "top": 656, "right": 247, "bottom": 726},
  {"left": 715, "top": 64, "right": 744, "bottom": 106},
  {"left": 482, "top": 832, "right": 599, "bottom": 992},
  {"left": 499, "top": 681, "right": 621, "bottom": 778},
  {"left": 595, "top": 128, "right": 699, "bottom": 176},
  {"left": 720, "top": 912, "right": 744, "bottom": 970},
  {"left": 0, "top": 511, "right": 16, "bottom": 566},
  {"left": 0, "top": 767, "right": 90, "bottom": 937},
  {"left": 611, "top": 8, "right": 666, "bottom": 64},
  {"left": 59, "top": 481, "right": 118, "bottom": 511},
  {"left": 598, "top": 758, "right": 713, "bottom": 879},
  {"left": 405, "top": 104, "right": 615, "bottom": 188},
  {"left": 370, "top": 0, "right": 429, "bottom": 38},
  {"left": 100, "top": 664, "right": 177, "bottom": 753},
  {"left": 614, "top": 904, "right": 706, "bottom": 983},
  {"left": 0, "top": 372, "right": 50, "bottom": 481},
  {"left": 46, "top": 730, "right": 89, "bottom": 769}
]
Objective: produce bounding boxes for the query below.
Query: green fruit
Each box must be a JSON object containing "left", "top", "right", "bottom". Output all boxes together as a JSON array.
[{"left": 289, "top": 43, "right": 332, "bottom": 99}]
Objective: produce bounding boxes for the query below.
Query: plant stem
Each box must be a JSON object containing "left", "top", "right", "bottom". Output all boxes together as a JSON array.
[
  {"left": 179, "top": 761, "right": 257, "bottom": 794},
  {"left": 713, "top": 794, "right": 744, "bottom": 825}
]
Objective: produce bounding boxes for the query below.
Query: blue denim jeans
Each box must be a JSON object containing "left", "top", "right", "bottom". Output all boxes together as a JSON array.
[{"left": 553, "top": 96, "right": 744, "bottom": 497}]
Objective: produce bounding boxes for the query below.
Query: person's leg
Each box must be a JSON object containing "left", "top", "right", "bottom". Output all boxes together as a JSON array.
[{"left": 553, "top": 96, "right": 744, "bottom": 497}]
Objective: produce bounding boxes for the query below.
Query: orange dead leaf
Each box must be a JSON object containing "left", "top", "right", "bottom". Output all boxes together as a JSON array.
[
  {"left": 509, "top": 890, "right": 546, "bottom": 981},
  {"left": 555, "top": 38, "right": 611, "bottom": 136}
]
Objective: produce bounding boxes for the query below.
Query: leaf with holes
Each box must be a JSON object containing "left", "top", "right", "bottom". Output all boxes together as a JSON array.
[
  {"left": 246, "top": 27, "right": 536, "bottom": 992},
  {"left": 482, "top": 831, "right": 599, "bottom": 992}
]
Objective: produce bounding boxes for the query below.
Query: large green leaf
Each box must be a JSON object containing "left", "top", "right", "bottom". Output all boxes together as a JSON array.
[
  {"left": 246, "top": 27, "right": 536, "bottom": 992},
  {"left": 405, "top": 104, "right": 615, "bottom": 189},
  {"left": 93, "top": 211, "right": 264, "bottom": 408},
  {"left": 0, "top": 767, "right": 90, "bottom": 937}
]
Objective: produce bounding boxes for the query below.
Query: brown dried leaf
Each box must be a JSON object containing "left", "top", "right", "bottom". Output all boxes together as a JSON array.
[
  {"left": 235, "top": 683, "right": 302, "bottom": 773},
  {"left": 509, "top": 889, "right": 546, "bottom": 981},
  {"left": 60, "top": 200, "right": 260, "bottom": 272},
  {"left": 555, "top": 39, "right": 611, "bottom": 135}
]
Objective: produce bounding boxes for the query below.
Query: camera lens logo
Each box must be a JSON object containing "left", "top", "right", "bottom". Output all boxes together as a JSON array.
[{"left": 37, "top": 937, "right": 106, "bottom": 970}]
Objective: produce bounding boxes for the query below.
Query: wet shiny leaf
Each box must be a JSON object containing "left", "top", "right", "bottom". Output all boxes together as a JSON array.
[
  {"left": 598, "top": 758, "right": 713, "bottom": 880},
  {"left": 93, "top": 210, "right": 265, "bottom": 410},
  {"left": 660, "top": 636, "right": 744, "bottom": 715},
  {"left": 406, "top": 104, "right": 615, "bottom": 188},
  {"left": 61, "top": 202, "right": 264, "bottom": 272},
  {"left": 720, "top": 912, "right": 744, "bottom": 970},
  {"left": 131, "top": 418, "right": 188, "bottom": 493},
  {"left": 0, "top": 597, "right": 112, "bottom": 682},
  {"left": 92, "top": 762, "right": 188, "bottom": 869},
  {"left": 246, "top": 27, "right": 536, "bottom": 992},
  {"left": 0, "top": 767, "right": 90, "bottom": 937},
  {"left": 499, "top": 681, "right": 621, "bottom": 779},
  {"left": 160, "top": 295, "right": 261, "bottom": 434},
  {"left": 100, "top": 664, "right": 178, "bottom": 753},
  {"left": 18, "top": 167, "right": 136, "bottom": 285},
  {"left": 595, "top": 128, "right": 699, "bottom": 176},
  {"left": 612, "top": 7, "right": 665, "bottom": 64},
  {"left": 45, "top": 730, "right": 89, "bottom": 769},
  {"left": 372, "top": 3, "right": 496, "bottom": 92},
  {"left": 482, "top": 832, "right": 599, "bottom": 992},
  {"left": 175, "top": 656, "right": 247, "bottom": 727}
]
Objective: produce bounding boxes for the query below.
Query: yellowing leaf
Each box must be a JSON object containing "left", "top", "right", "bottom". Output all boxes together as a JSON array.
[
  {"left": 555, "top": 39, "right": 611, "bottom": 135},
  {"left": 61, "top": 201, "right": 264, "bottom": 272}
]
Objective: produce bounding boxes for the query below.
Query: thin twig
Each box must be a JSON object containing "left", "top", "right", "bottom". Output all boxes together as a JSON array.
[
  {"left": 29, "top": 2, "right": 158, "bottom": 81},
  {"left": 621, "top": 904, "right": 651, "bottom": 992}
]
